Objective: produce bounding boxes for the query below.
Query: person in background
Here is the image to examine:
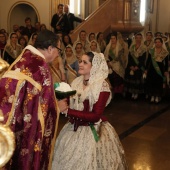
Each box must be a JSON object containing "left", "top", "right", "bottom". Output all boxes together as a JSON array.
[
  {"left": 62, "top": 34, "right": 73, "bottom": 47},
  {"left": 35, "top": 21, "right": 41, "bottom": 34},
  {"left": 124, "top": 32, "right": 147, "bottom": 100},
  {"left": 23, "top": 34, "right": 29, "bottom": 44},
  {"left": 56, "top": 31, "right": 65, "bottom": 56},
  {"left": 12, "top": 24, "right": 19, "bottom": 32},
  {"left": 154, "top": 31, "right": 162, "bottom": 38},
  {"left": 0, "top": 32, "right": 6, "bottom": 56},
  {"left": 73, "top": 30, "right": 90, "bottom": 53},
  {"left": 74, "top": 42, "right": 85, "bottom": 60},
  {"left": 0, "top": 29, "right": 9, "bottom": 41},
  {"left": 51, "top": 4, "right": 68, "bottom": 34},
  {"left": 19, "top": 26, "right": 25, "bottom": 35},
  {"left": 0, "top": 29, "right": 7, "bottom": 34},
  {"left": 27, "top": 33, "right": 38, "bottom": 46},
  {"left": 0, "top": 30, "right": 68, "bottom": 170},
  {"left": 18, "top": 36, "right": 27, "bottom": 49},
  {"left": 96, "top": 32, "right": 106, "bottom": 53},
  {"left": 104, "top": 32, "right": 128, "bottom": 98},
  {"left": 88, "top": 32, "right": 96, "bottom": 42},
  {"left": 63, "top": 45, "right": 79, "bottom": 84},
  {"left": 145, "top": 37, "right": 169, "bottom": 103},
  {"left": 49, "top": 56, "right": 66, "bottom": 84},
  {"left": 2, "top": 32, "right": 22, "bottom": 65},
  {"left": 40, "top": 23, "right": 47, "bottom": 31},
  {"left": 89, "top": 40, "right": 101, "bottom": 53},
  {"left": 64, "top": 4, "right": 84, "bottom": 34},
  {"left": 144, "top": 31, "right": 154, "bottom": 52},
  {"left": 52, "top": 51, "right": 128, "bottom": 170},
  {"left": 144, "top": 31, "right": 154, "bottom": 79},
  {"left": 22, "top": 17, "right": 36, "bottom": 39}
]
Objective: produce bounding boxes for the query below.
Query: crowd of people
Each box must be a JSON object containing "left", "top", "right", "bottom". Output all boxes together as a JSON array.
[
  {"left": 0, "top": 3, "right": 170, "bottom": 170},
  {"left": 1, "top": 21, "right": 170, "bottom": 104}
]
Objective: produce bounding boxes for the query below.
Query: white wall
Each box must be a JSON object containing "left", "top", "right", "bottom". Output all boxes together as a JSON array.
[
  {"left": 145, "top": 0, "right": 170, "bottom": 34},
  {"left": 157, "top": 0, "right": 170, "bottom": 33}
]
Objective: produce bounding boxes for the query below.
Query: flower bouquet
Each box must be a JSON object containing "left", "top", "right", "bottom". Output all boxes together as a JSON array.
[{"left": 54, "top": 82, "right": 76, "bottom": 100}]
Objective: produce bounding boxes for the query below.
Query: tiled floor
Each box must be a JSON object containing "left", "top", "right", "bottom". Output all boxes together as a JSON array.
[{"left": 57, "top": 96, "right": 170, "bottom": 170}]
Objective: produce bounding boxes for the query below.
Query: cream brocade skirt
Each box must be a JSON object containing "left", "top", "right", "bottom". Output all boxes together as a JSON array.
[{"left": 52, "top": 122, "right": 128, "bottom": 170}]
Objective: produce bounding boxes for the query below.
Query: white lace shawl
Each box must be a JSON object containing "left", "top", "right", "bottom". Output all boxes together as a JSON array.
[{"left": 70, "top": 52, "right": 112, "bottom": 111}]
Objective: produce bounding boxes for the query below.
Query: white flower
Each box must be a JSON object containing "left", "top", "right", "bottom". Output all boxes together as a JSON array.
[
  {"left": 32, "top": 87, "right": 39, "bottom": 95},
  {"left": 8, "top": 95, "right": 15, "bottom": 103},
  {"left": 24, "top": 114, "right": 32, "bottom": 122},
  {"left": 55, "top": 82, "right": 73, "bottom": 92},
  {"left": 43, "top": 78, "right": 51, "bottom": 86}
]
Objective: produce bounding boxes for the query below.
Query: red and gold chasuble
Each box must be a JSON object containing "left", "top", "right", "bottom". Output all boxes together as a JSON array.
[{"left": 0, "top": 45, "right": 59, "bottom": 170}]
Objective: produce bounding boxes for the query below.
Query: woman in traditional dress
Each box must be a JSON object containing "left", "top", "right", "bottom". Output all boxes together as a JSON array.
[
  {"left": 2, "top": 32, "right": 22, "bottom": 65},
  {"left": 27, "top": 32, "right": 38, "bottom": 46},
  {"left": 73, "top": 30, "right": 90, "bottom": 52},
  {"left": 89, "top": 40, "right": 101, "bottom": 53},
  {"left": 104, "top": 32, "right": 128, "bottom": 97},
  {"left": 18, "top": 36, "right": 27, "bottom": 49},
  {"left": 144, "top": 31, "right": 154, "bottom": 52},
  {"left": 0, "top": 32, "right": 6, "bottom": 56},
  {"left": 96, "top": 32, "right": 106, "bottom": 53},
  {"left": 63, "top": 45, "right": 79, "bottom": 84},
  {"left": 40, "top": 23, "right": 47, "bottom": 31},
  {"left": 52, "top": 52, "right": 128, "bottom": 170},
  {"left": 49, "top": 45, "right": 66, "bottom": 84},
  {"left": 124, "top": 33, "right": 147, "bottom": 100},
  {"left": 62, "top": 34, "right": 73, "bottom": 48},
  {"left": 88, "top": 32, "right": 96, "bottom": 42},
  {"left": 74, "top": 41, "right": 85, "bottom": 60},
  {"left": 145, "top": 37, "right": 169, "bottom": 103}
]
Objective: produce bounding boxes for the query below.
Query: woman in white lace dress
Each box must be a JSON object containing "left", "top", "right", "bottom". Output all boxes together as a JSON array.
[{"left": 52, "top": 52, "right": 128, "bottom": 170}]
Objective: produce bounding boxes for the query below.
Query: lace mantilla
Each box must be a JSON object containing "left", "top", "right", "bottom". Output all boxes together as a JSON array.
[{"left": 70, "top": 52, "right": 112, "bottom": 111}]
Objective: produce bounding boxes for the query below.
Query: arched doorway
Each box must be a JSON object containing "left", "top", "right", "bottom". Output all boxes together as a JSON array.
[{"left": 8, "top": 3, "right": 39, "bottom": 32}]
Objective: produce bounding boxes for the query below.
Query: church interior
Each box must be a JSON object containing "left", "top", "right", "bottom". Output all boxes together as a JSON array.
[{"left": 0, "top": 0, "right": 170, "bottom": 169}]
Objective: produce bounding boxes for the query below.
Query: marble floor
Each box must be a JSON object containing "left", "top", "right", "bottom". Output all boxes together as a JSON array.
[{"left": 57, "top": 95, "right": 170, "bottom": 170}]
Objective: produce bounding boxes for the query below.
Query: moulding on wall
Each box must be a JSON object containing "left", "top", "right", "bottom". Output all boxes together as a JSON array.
[{"left": 7, "top": 1, "right": 40, "bottom": 32}]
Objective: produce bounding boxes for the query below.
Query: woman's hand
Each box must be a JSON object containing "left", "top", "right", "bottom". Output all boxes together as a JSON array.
[{"left": 58, "top": 98, "right": 69, "bottom": 113}]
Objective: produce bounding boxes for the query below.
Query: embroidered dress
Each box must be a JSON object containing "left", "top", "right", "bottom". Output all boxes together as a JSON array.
[
  {"left": 104, "top": 33, "right": 128, "bottom": 94},
  {"left": 63, "top": 45, "right": 78, "bottom": 85},
  {"left": 52, "top": 52, "right": 128, "bottom": 170},
  {"left": 0, "top": 45, "right": 59, "bottom": 170},
  {"left": 49, "top": 56, "right": 65, "bottom": 84},
  {"left": 146, "top": 48, "right": 169, "bottom": 97},
  {"left": 124, "top": 42, "right": 147, "bottom": 94},
  {"left": 2, "top": 32, "right": 22, "bottom": 65}
]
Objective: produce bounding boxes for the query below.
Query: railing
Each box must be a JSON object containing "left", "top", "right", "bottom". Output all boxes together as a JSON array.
[
  {"left": 70, "top": 0, "right": 114, "bottom": 42},
  {"left": 70, "top": 0, "right": 144, "bottom": 42}
]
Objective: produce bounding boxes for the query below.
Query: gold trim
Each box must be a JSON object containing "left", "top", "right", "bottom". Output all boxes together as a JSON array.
[
  {"left": 5, "top": 80, "right": 24, "bottom": 126},
  {"left": 3, "top": 71, "right": 42, "bottom": 91},
  {"left": 65, "top": 64, "right": 77, "bottom": 77},
  {"left": 49, "top": 64, "right": 62, "bottom": 82},
  {"left": 38, "top": 102, "right": 45, "bottom": 138}
]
